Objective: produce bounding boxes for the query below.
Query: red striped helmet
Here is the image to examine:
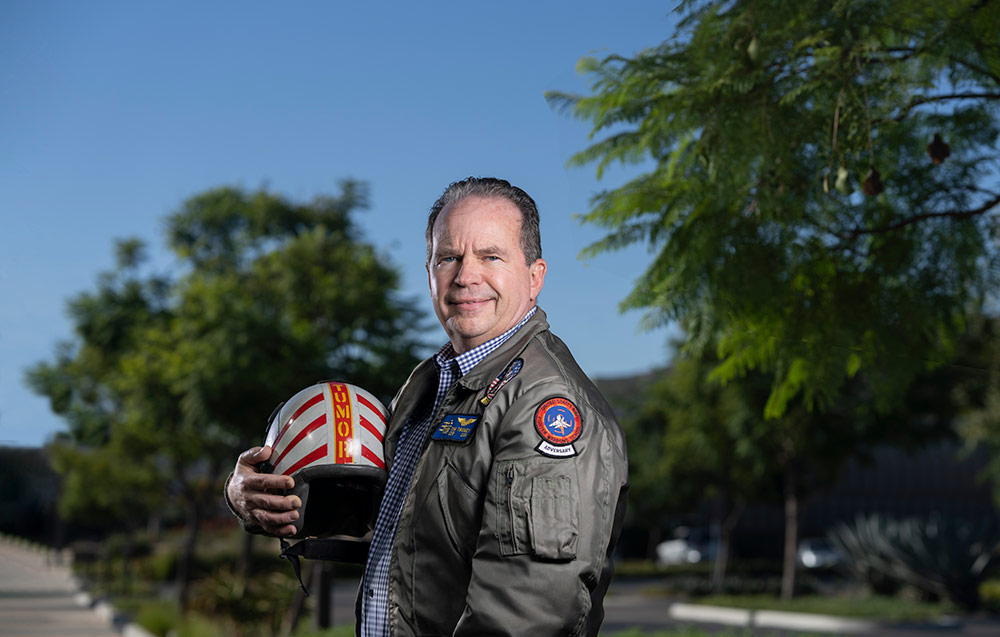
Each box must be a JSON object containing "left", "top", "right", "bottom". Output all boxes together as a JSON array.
[{"left": 262, "top": 381, "right": 388, "bottom": 539}]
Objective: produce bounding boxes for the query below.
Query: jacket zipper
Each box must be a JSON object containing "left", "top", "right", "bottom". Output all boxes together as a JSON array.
[{"left": 506, "top": 464, "right": 517, "bottom": 553}]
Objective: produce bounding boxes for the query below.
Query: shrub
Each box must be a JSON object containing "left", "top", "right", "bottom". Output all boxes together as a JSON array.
[
  {"left": 829, "top": 513, "right": 1000, "bottom": 610},
  {"left": 981, "top": 578, "right": 1000, "bottom": 613},
  {"left": 134, "top": 600, "right": 180, "bottom": 637}
]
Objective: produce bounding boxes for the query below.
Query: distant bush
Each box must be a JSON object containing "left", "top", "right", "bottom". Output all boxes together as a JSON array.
[
  {"left": 830, "top": 513, "right": 1000, "bottom": 610},
  {"left": 134, "top": 600, "right": 178, "bottom": 637},
  {"left": 981, "top": 578, "right": 1000, "bottom": 613}
]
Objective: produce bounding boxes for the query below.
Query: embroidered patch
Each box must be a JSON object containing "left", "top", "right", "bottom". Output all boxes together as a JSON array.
[
  {"left": 480, "top": 358, "right": 524, "bottom": 406},
  {"left": 534, "top": 397, "right": 581, "bottom": 458},
  {"left": 431, "top": 413, "right": 480, "bottom": 443}
]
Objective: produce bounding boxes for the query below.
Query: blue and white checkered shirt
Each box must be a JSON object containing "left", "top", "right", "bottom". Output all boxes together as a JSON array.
[{"left": 360, "top": 307, "right": 536, "bottom": 637}]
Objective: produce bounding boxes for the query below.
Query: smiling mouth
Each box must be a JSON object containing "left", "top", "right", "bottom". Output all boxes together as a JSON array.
[{"left": 450, "top": 298, "right": 493, "bottom": 310}]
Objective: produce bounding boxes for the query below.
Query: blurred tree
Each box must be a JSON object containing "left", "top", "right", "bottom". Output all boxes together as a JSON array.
[
  {"left": 550, "top": 0, "right": 999, "bottom": 597},
  {"left": 948, "top": 315, "right": 1000, "bottom": 505},
  {"left": 26, "top": 182, "right": 425, "bottom": 611},
  {"left": 627, "top": 349, "right": 777, "bottom": 590},
  {"left": 26, "top": 239, "right": 170, "bottom": 446},
  {"left": 159, "top": 183, "right": 424, "bottom": 606},
  {"left": 26, "top": 240, "right": 171, "bottom": 589}
]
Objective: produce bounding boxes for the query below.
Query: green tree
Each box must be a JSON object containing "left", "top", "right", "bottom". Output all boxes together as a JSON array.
[
  {"left": 26, "top": 240, "right": 171, "bottom": 591},
  {"left": 947, "top": 314, "right": 1000, "bottom": 504},
  {"left": 550, "top": 0, "right": 999, "bottom": 415},
  {"left": 27, "top": 182, "right": 424, "bottom": 611},
  {"left": 158, "top": 183, "right": 423, "bottom": 607},
  {"left": 550, "top": 0, "right": 999, "bottom": 597},
  {"left": 627, "top": 349, "right": 778, "bottom": 590},
  {"left": 26, "top": 239, "right": 170, "bottom": 447}
]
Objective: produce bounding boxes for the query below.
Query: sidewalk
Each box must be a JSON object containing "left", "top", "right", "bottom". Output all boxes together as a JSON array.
[{"left": 0, "top": 536, "right": 132, "bottom": 637}]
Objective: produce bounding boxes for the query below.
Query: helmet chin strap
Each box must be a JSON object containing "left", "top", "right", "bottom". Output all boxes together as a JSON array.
[
  {"left": 279, "top": 537, "right": 309, "bottom": 595},
  {"left": 279, "top": 537, "right": 373, "bottom": 595}
]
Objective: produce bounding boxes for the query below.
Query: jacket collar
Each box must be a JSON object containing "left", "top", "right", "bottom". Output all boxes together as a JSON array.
[{"left": 454, "top": 306, "right": 549, "bottom": 391}]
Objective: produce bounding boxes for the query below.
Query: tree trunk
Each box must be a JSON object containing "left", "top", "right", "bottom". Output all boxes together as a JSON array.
[
  {"left": 712, "top": 499, "right": 745, "bottom": 594},
  {"left": 176, "top": 500, "right": 202, "bottom": 613},
  {"left": 239, "top": 532, "right": 254, "bottom": 580},
  {"left": 121, "top": 528, "right": 134, "bottom": 595},
  {"left": 646, "top": 519, "right": 663, "bottom": 562},
  {"left": 781, "top": 463, "right": 799, "bottom": 601},
  {"left": 313, "top": 562, "right": 334, "bottom": 629},
  {"left": 280, "top": 561, "right": 311, "bottom": 637}
]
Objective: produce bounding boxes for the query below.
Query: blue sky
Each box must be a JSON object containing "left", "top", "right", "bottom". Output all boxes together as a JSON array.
[{"left": 0, "top": 1, "right": 682, "bottom": 446}]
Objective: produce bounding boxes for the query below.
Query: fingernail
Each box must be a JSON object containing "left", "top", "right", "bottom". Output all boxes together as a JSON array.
[{"left": 290, "top": 512, "right": 299, "bottom": 521}]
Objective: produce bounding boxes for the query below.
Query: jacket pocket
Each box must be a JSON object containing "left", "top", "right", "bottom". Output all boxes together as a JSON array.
[
  {"left": 437, "top": 460, "right": 481, "bottom": 562},
  {"left": 495, "top": 457, "right": 579, "bottom": 560}
]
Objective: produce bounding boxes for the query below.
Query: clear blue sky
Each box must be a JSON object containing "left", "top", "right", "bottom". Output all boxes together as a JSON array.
[{"left": 0, "top": 1, "right": 682, "bottom": 447}]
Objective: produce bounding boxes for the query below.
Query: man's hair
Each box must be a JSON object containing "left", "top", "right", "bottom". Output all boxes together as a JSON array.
[{"left": 426, "top": 177, "right": 542, "bottom": 265}]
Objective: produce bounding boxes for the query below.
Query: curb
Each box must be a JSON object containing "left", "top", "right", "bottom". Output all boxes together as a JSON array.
[
  {"left": 669, "top": 602, "right": 881, "bottom": 634},
  {"left": 70, "top": 580, "right": 158, "bottom": 637}
]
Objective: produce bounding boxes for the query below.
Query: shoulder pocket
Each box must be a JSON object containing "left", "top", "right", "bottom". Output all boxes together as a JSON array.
[{"left": 495, "top": 458, "right": 579, "bottom": 561}]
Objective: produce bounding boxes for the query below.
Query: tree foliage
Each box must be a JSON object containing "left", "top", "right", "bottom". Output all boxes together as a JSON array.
[
  {"left": 25, "top": 181, "right": 424, "bottom": 608},
  {"left": 550, "top": 0, "right": 1000, "bottom": 417},
  {"left": 944, "top": 314, "right": 1000, "bottom": 505}
]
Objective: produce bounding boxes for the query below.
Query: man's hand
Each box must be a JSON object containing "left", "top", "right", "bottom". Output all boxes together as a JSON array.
[{"left": 226, "top": 446, "right": 301, "bottom": 536}]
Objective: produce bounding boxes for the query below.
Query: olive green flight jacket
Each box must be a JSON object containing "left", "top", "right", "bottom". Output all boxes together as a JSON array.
[{"left": 363, "top": 307, "right": 629, "bottom": 636}]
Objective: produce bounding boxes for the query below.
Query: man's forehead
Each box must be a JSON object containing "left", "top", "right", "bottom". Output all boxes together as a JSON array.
[
  {"left": 433, "top": 198, "right": 520, "bottom": 240},
  {"left": 437, "top": 195, "right": 519, "bottom": 224}
]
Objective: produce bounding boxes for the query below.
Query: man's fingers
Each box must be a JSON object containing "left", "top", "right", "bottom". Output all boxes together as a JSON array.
[
  {"left": 242, "top": 471, "right": 295, "bottom": 492},
  {"left": 247, "top": 492, "right": 301, "bottom": 512},
  {"left": 262, "top": 523, "right": 298, "bottom": 537},
  {"left": 252, "top": 506, "right": 300, "bottom": 529},
  {"left": 238, "top": 446, "right": 272, "bottom": 466}
]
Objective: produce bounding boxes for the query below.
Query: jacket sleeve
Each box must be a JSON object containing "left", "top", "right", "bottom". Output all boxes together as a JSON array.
[{"left": 452, "top": 386, "right": 628, "bottom": 637}]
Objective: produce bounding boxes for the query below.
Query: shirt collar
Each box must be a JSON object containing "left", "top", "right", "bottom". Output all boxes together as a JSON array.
[{"left": 434, "top": 306, "right": 537, "bottom": 377}]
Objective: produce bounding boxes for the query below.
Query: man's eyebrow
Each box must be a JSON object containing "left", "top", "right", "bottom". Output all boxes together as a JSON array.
[{"left": 474, "top": 245, "right": 507, "bottom": 257}]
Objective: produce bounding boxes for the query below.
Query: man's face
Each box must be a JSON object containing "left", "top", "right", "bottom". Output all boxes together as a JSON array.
[{"left": 427, "top": 196, "right": 546, "bottom": 354}]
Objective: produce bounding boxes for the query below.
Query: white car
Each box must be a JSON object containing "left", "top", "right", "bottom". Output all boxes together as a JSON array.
[
  {"left": 797, "top": 538, "right": 845, "bottom": 569},
  {"left": 656, "top": 535, "right": 718, "bottom": 565}
]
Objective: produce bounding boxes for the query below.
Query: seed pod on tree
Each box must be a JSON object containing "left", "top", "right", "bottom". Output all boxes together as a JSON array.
[
  {"left": 835, "top": 166, "right": 852, "bottom": 195},
  {"left": 862, "top": 166, "right": 884, "bottom": 196},
  {"left": 927, "top": 133, "right": 950, "bottom": 164}
]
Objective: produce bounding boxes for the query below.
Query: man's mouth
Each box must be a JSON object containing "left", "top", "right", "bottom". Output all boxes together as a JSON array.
[{"left": 450, "top": 298, "right": 493, "bottom": 311}]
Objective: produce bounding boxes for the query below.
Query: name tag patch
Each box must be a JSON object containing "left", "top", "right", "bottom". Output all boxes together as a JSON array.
[{"left": 431, "top": 413, "right": 480, "bottom": 443}]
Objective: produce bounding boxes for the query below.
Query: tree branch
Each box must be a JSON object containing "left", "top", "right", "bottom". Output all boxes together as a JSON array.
[
  {"left": 845, "top": 193, "right": 1000, "bottom": 239},
  {"left": 892, "top": 92, "right": 1000, "bottom": 122}
]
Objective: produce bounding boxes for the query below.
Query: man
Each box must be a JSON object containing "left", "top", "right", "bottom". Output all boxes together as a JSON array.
[{"left": 227, "top": 177, "right": 629, "bottom": 636}]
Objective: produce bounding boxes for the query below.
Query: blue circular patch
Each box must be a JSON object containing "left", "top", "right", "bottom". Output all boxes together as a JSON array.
[{"left": 534, "top": 397, "right": 581, "bottom": 446}]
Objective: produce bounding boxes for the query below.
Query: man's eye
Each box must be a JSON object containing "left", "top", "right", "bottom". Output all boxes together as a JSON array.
[
  {"left": 439, "top": 256, "right": 457, "bottom": 264},
  {"left": 485, "top": 256, "right": 500, "bottom": 261}
]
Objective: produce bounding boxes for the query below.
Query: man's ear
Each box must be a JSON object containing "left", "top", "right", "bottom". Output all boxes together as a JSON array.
[{"left": 529, "top": 258, "right": 547, "bottom": 302}]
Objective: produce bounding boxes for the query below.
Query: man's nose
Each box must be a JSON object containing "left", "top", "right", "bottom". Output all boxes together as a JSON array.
[{"left": 454, "top": 258, "right": 482, "bottom": 286}]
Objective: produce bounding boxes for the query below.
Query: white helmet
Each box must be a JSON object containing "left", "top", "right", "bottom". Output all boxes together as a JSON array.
[{"left": 262, "top": 381, "right": 388, "bottom": 539}]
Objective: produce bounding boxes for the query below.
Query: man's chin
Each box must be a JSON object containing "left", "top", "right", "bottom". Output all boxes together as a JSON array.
[{"left": 446, "top": 318, "right": 493, "bottom": 346}]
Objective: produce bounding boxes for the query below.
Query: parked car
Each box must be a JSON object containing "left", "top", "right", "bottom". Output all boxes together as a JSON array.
[
  {"left": 797, "top": 537, "right": 846, "bottom": 569},
  {"left": 656, "top": 528, "right": 718, "bottom": 565}
]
